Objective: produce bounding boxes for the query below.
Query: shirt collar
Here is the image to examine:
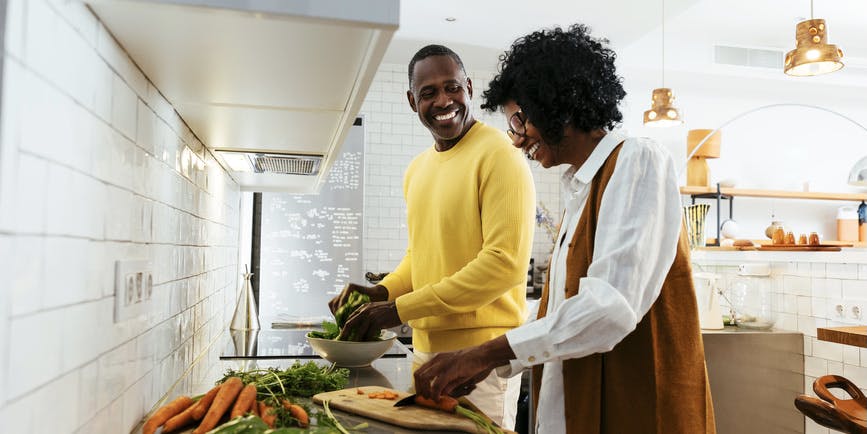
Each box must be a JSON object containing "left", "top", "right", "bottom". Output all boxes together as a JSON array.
[{"left": 569, "top": 130, "right": 626, "bottom": 186}]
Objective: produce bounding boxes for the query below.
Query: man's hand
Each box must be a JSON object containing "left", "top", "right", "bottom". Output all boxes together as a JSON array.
[
  {"left": 328, "top": 283, "right": 388, "bottom": 315},
  {"left": 337, "top": 301, "right": 402, "bottom": 341},
  {"left": 413, "top": 335, "right": 516, "bottom": 401}
]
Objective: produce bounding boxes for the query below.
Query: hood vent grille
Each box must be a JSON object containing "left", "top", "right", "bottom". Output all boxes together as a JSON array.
[
  {"left": 252, "top": 154, "right": 322, "bottom": 175},
  {"left": 216, "top": 150, "right": 323, "bottom": 176},
  {"left": 714, "top": 45, "right": 783, "bottom": 69}
]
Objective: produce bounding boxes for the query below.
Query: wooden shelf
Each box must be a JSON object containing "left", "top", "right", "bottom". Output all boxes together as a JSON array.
[
  {"left": 680, "top": 186, "right": 867, "bottom": 201},
  {"left": 817, "top": 326, "right": 867, "bottom": 348}
]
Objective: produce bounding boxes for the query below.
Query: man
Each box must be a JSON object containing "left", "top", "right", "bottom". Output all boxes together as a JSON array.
[
  {"left": 412, "top": 26, "right": 716, "bottom": 434},
  {"left": 329, "top": 45, "right": 535, "bottom": 429}
]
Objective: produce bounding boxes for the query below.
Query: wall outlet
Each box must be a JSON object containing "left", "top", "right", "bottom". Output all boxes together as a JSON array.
[
  {"left": 114, "top": 259, "right": 154, "bottom": 323},
  {"left": 828, "top": 299, "right": 866, "bottom": 325}
]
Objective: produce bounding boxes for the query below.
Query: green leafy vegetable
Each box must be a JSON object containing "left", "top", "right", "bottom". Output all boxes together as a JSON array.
[
  {"left": 220, "top": 362, "right": 349, "bottom": 400},
  {"left": 333, "top": 292, "right": 369, "bottom": 329},
  {"left": 307, "top": 321, "right": 340, "bottom": 340},
  {"left": 308, "top": 292, "right": 382, "bottom": 342}
]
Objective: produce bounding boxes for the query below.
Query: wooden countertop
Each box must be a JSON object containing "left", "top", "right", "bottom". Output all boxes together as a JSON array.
[{"left": 817, "top": 326, "right": 867, "bottom": 348}]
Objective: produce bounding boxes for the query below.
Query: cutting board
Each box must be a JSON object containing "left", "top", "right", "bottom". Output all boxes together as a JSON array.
[
  {"left": 313, "top": 386, "right": 489, "bottom": 433},
  {"left": 758, "top": 244, "right": 842, "bottom": 251}
]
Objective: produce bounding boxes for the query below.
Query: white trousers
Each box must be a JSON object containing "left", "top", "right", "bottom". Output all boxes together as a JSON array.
[{"left": 412, "top": 350, "right": 522, "bottom": 431}]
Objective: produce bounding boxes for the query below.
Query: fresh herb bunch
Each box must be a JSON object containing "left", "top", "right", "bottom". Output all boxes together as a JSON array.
[{"left": 220, "top": 362, "right": 349, "bottom": 399}]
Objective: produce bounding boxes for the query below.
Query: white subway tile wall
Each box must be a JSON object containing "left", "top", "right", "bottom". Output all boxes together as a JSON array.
[
  {"left": 359, "top": 63, "right": 562, "bottom": 276},
  {"left": 698, "top": 256, "right": 867, "bottom": 434},
  {"left": 0, "top": 1, "right": 240, "bottom": 432}
]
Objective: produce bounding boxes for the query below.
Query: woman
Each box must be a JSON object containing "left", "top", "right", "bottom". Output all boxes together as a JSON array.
[{"left": 413, "top": 24, "right": 716, "bottom": 434}]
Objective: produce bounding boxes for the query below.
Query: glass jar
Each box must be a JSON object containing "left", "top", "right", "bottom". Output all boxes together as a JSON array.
[
  {"left": 765, "top": 220, "right": 784, "bottom": 239},
  {"left": 772, "top": 226, "right": 786, "bottom": 244},
  {"left": 727, "top": 263, "right": 776, "bottom": 330}
]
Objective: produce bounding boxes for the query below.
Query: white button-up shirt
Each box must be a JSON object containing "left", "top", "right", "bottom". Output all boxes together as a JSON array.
[{"left": 501, "top": 131, "right": 682, "bottom": 433}]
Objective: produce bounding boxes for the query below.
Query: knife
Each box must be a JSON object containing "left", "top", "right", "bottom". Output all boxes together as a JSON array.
[{"left": 393, "top": 393, "right": 417, "bottom": 407}]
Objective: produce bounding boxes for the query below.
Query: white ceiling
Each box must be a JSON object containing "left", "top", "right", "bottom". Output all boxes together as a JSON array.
[{"left": 386, "top": 0, "right": 867, "bottom": 74}]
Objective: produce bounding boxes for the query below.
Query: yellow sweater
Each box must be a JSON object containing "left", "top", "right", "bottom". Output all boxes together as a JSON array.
[{"left": 379, "top": 121, "right": 535, "bottom": 353}]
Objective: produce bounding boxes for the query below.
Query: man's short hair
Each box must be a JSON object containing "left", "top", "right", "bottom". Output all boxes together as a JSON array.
[{"left": 407, "top": 44, "right": 467, "bottom": 88}]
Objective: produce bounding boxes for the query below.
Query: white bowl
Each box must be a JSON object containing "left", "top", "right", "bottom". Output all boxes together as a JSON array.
[{"left": 306, "top": 330, "right": 397, "bottom": 367}]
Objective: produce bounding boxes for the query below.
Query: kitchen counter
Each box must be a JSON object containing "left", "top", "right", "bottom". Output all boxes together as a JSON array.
[
  {"left": 143, "top": 326, "right": 805, "bottom": 434},
  {"left": 817, "top": 325, "right": 867, "bottom": 348},
  {"left": 189, "top": 328, "right": 468, "bottom": 433}
]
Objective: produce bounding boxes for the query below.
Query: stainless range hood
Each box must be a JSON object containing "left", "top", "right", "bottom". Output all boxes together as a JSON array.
[{"left": 85, "top": 0, "right": 398, "bottom": 193}]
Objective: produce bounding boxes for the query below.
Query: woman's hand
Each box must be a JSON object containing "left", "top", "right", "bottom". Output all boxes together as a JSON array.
[{"left": 414, "top": 335, "right": 516, "bottom": 400}]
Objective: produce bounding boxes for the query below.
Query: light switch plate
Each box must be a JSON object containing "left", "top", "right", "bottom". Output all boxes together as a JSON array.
[{"left": 114, "top": 259, "right": 153, "bottom": 323}]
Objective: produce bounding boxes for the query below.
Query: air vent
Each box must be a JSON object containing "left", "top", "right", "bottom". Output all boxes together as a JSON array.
[
  {"left": 252, "top": 154, "right": 322, "bottom": 175},
  {"left": 714, "top": 45, "right": 783, "bottom": 69},
  {"left": 216, "top": 150, "right": 323, "bottom": 176}
]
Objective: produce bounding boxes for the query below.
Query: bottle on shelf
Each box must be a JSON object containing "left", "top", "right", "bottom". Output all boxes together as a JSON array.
[
  {"left": 837, "top": 206, "right": 859, "bottom": 243},
  {"left": 859, "top": 201, "right": 867, "bottom": 242},
  {"left": 765, "top": 220, "right": 784, "bottom": 239}
]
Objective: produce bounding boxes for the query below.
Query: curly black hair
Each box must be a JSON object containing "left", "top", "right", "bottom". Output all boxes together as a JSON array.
[
  {"left": 408, "top": 44, "right": 466, "bottom": 88},
  {"left": 481, "top": 24, "right": 626, "bottom": 144}
]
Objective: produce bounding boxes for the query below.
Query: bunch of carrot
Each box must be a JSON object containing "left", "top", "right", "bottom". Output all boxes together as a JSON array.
[{"left": 142, "top": 376, "right": 309, "bottom": 434}]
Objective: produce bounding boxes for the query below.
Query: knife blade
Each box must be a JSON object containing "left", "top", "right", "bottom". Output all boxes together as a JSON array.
[{"left": 393, "top": 393, "right": 417, "bottom": 407}]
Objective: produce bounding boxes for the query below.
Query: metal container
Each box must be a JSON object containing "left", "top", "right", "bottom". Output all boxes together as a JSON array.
[{"left": 230, "top": 269, "right": 261, "bottom": 331}]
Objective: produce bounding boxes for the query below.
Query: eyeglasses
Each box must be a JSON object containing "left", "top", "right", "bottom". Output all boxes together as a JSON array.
[{"left": 507, "top": 110, "right": 527, "bottom": 138}]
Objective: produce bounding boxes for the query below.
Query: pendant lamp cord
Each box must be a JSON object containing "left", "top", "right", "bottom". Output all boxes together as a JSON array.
[
  {"left": 661, "top": 0, "right": 665, "bottom": 87},
  {"left": 810, "top": 0, "right": 814, "bottom": 19}
]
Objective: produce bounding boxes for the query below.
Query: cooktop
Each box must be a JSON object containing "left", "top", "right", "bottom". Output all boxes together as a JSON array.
[{"left": 219, "top": 329, "right": 409, "bottom": 360}]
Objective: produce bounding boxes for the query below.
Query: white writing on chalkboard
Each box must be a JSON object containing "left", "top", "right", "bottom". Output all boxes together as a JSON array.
[{"left": 260, "top": 123, "right": 365, "bottom": 323}]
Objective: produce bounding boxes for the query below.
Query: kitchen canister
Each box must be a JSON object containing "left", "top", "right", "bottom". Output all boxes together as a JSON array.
[
  {"left": 728, "top": 263, "right": 776, "bottom": 330},
  {"left": 692, "top": 271, "right": 724, "bottom": 330},
  {"left": 837, "top": 206, "right": 859, "bottom": 242},
  {"left": 683, "top": 204, "right": 711, "bottom": 249}
]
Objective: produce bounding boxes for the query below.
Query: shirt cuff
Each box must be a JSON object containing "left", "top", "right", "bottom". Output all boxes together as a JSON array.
[
  {"left": 394, "top": 286, "right": 446, "bottom": 322},
  {"left": 496, "top": 360, "right": 526, "bottom": 379},
  {"left": 505, "top": 317, "right": 555, "bottom": 368}
]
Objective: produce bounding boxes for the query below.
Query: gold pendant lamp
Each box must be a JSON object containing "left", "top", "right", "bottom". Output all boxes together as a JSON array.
[
  {"left": 784, "top": 0, "right": 844, "bottom": 76},
  {"left": 644, "top": 0, "right": 683, "bottom": 127}
]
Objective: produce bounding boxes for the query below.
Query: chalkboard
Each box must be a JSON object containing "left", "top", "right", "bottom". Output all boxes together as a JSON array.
[{"left": 259, "top": 120, "right": 364, "bottom": 324}]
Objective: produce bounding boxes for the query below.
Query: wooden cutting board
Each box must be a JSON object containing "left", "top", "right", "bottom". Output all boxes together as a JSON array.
[
  {"left": 757, "top": 244, "right": 842, "bottom": 251},
  {"left": 312, "top": 386, "right": 488, "bottom": 433}
]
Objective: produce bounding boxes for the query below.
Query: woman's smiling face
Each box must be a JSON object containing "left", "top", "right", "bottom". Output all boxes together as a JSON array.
[{"left": 503, "top": 101, "right": 560, "bottom": 168}]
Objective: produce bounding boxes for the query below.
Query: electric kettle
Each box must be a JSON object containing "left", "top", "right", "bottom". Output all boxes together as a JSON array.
[{"left": 692, "top": 271, "right": 724, "bottom": 330}]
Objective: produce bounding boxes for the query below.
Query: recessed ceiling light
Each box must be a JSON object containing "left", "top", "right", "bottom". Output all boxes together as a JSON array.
[{"left": 445, "top": 17, "right": 456, "bottom": 22}]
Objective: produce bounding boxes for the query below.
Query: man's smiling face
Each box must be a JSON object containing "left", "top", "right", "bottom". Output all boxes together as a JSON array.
[{"left": 407, "top": 55, "right": 475, "bottom": 149}]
